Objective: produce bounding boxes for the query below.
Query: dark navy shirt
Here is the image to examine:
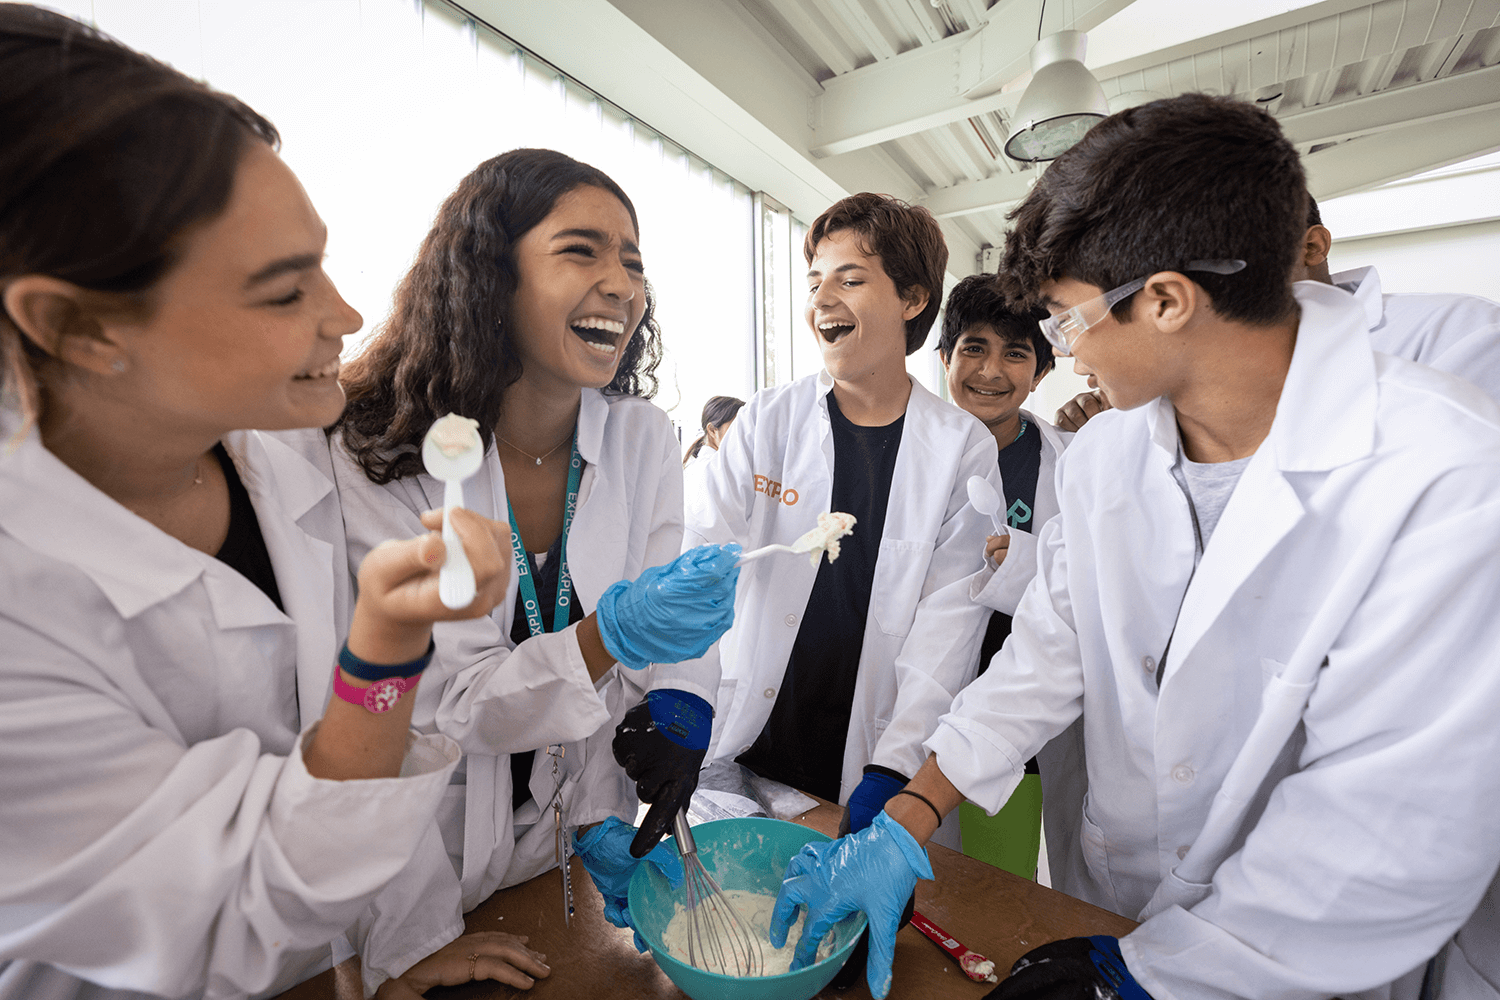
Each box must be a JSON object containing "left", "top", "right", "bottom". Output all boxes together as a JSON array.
[
  {"left": 737, "top": 391, "right": 905, "bottom": 801},
  {"left": 978, "top": 420, "right": 1043, "bottom": 774}
]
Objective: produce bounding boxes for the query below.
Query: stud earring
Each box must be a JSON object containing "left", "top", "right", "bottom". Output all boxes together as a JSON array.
[{"left": 110, "top": 359, "right": 126, "bottom": 373}]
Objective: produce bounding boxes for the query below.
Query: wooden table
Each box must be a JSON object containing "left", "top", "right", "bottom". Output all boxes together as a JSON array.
[{"left": 277, "top": 802, "right": 1134, "bottom": 1000}]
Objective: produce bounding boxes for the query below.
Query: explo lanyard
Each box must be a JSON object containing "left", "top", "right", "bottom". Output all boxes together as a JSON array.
[
  {"left": 507, "top": 434, "right": 583, "bottom": 638},
  {"left": 504, "top": 432, "right": 582, "bottom": 925}
]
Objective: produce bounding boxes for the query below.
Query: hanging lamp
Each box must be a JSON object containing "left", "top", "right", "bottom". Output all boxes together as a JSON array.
[{"left": 1003, "top": 30, "right": 1109, "bottom": 162}]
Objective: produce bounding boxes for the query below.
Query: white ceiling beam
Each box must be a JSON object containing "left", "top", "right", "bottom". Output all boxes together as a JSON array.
[
  {"left": 1278, "top": 60, "right": 1500, "bottom": 146},
  {"left": 809, "top": 0, "right": 1134, "bottom": 157},
  {"left": 825, "top": 0, "right": 899, "bottom": 61},
  {"left": 760, "top": 0, "right": 860, "bottom": 75},
  {"left": 455, "top": 0, "right": 848, "bottom": 223},
  {"left": 1305, "top": 105, "right": 1500, "bottom": 201},
  {"left": 1085, "top": 0, "right": 1392, "bottom": 83},
  {"left": 919, "top": 170, "right": 1037, "bottom": 218}
]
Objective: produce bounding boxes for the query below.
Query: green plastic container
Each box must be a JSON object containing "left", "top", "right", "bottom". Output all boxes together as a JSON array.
[
  {"left": 628, "top": 817, "right": 867, "bottom": 1000},
  {"left": 959, "top": 772, "right": 1043, "bottom": 879}
]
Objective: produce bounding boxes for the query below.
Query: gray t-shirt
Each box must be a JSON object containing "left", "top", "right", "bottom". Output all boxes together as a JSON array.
[
  {"left": 1170, "top": 448, "right": 1252, "bottom": 561},
  {"left": 1156, "top": 446, "right": 1253, "bottom": 686}
]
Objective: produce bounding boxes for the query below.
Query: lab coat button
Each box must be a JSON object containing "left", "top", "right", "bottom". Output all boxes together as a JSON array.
[
  {"left": 784, "top": 613, "right": 797, "bottom": 627},
  {"left": 1171, "top": 764, "right": 1194, "bottom": 784},
  {"left": 763, "top": 687, "right": 776, "bottom": 699},
  {"left": 1176, "top": 845, "right": 1189, "bottom": 860},
  {"left": 1142, "top": 655, "right": 1156, "bottom": 673}
]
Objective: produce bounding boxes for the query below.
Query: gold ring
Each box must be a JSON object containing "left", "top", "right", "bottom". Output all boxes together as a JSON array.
[{"left": 467, "top": 952, "right": 479, "bottom": 982}]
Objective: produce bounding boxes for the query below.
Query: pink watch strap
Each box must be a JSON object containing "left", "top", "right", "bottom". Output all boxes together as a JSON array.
[{"left": 332, "top": 666, "right": 420, "bottom": 714}]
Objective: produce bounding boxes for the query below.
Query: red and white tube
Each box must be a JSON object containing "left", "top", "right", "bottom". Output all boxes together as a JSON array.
[{"left": 910, "top": 911, "right": 999, "bottom": 984}]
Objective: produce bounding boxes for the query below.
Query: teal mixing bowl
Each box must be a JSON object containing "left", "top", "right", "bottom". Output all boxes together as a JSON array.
[{"left": 627, "top": 817, "right": 867, "bottom": 1000}]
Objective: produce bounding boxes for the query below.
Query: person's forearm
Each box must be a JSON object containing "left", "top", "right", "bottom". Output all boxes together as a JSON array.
[
  {"left": 304, "top": 607, "right": 431, "bottom": 780},
  {"left": 882, "top": 755, "right": 964, "bottom": 847},
  {"left": 576, "top": 613, "right": 617, "bottom": 682}
]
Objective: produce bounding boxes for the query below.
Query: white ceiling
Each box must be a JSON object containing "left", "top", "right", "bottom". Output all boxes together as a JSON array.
[{"left": 462, "top": 0, "right": 1500, "bottom": 275}]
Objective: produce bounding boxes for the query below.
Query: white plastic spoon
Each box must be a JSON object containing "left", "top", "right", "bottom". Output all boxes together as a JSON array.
[
  {"left": 967, "top": 475, "right": 1008, "bottom": 535},
  {"left": 422, "top": 414, "right": 485, "bottom": 609},
  {"left": 737, "top": 511, "right": 857, "bottom": 567},
  {"left": 735, "top": 542, "right": 803, "bottom": 565}
]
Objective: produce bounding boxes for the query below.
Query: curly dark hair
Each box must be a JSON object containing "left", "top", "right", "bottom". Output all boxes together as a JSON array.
[
  {"left": 804, "top": 192, "right": 948, "bottom": 355},
  {"left": 997, "top": 93, "right": 1305, "bottom": 327},
  {"left": 935, "top": 274, "right": 1052, "bottom": 377},
  {"left": 0, "top": 3, "right": 277, "bottom": 419},
  {"left": 337, "top": 149, "right": 663, "bottom": 483}
]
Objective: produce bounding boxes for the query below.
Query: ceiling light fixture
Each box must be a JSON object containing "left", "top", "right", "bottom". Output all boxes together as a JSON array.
[{"left": 1003, "top": 30, "right": 1110, "bottom": 162}]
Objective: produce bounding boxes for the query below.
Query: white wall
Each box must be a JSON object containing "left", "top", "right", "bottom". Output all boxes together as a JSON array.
[{"left": 1330, "top": 220, "right": 1500, "bottom": 304}]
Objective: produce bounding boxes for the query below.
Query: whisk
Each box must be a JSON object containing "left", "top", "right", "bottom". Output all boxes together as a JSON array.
[{"left": 671, "top": 810, "right": 764, "bottom": 977}]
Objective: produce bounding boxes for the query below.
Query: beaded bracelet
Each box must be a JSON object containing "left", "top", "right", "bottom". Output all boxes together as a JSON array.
[{"left": 337, "top": 638, "right": 435, "bottom": 682}]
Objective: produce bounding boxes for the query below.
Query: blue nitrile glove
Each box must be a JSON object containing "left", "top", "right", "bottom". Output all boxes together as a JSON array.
[
  {"left": 769, "top": 811, "right": 933, "bottom": 999},
  {"left": 613, "top": 689, "right": 712, "bottom": 857},
  {"left": 839, "top": 766, "right": 907, "bottom": 836},
  {"left": 574, "top": 816, "right": 684, "bottom": 952},
  {"left": 984, "top": 936, "right": 1154, "bottom": 1000},
  {"left": 594, "top": 543, "right": 741, "bottom": 670}
]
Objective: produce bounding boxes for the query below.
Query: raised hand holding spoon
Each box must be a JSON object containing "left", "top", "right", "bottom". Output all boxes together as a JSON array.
[{"left": 422, "top": 414, "right": 485, "bottom": 609}]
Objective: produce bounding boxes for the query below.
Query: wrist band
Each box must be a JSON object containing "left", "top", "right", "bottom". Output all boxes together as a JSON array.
[
  {"left": 331, "top": 663, "right": 421, "bottom": 714},
  {"left": 337, "top": 638, "right": 435, "bottom": 682},
  {"left": 893, "top": 789, "right": 945, "bottom": 827}
]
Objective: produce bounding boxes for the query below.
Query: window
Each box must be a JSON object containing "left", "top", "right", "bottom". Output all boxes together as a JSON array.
[{"left": 57, "top": 0, "right": 758, "bottom": 433}]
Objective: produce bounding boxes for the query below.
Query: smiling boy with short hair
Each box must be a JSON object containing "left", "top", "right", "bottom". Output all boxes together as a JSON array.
[
  {"left": 684, "top": 193, "right": 998, "bottom": 846},
  {"left": 936, "top": 274, "right": 1081, "bottom": 879}
]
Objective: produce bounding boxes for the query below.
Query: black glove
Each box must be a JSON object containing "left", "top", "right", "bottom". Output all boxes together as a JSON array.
[
  {"left": 613, "top": 689, "right": 712, "bottom": 857},
  {"left": 985, "top": 936, "right": 1154, "bottom": 1000}
]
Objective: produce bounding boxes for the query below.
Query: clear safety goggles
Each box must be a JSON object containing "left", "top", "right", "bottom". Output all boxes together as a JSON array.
[{"left": 1038, "top": 259, "right": 1247, "bottom": 356}]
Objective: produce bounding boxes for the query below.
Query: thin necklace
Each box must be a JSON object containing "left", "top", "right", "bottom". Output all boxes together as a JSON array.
[{"left": 496, "top": 428, "right": 574, "bottom": 466}]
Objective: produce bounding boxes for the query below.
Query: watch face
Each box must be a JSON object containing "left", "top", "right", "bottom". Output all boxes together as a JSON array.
[{"left": 364, "top": 678, "right": 405, "bottom": 713}]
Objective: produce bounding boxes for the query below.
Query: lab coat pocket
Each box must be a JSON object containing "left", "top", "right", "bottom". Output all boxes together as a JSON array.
[
  {"left": 1147, "top": 862, "right": 1215, "bottom": 920},
  {"left": 1257, "top": 657, "right": 1317, "bottom": 716},
  {"left": 1078, "top": 795, "right": 1122, "bottom": 913},
  {"left": 715, "top": 676, "right": 740, "bottom": 719},
  {"left": 1259, "top": 657, "right": 1287, "bottom": 687},
  {"left": 871, "top": 539, "right": 935, "bottom": 638},
  {"left": 707, "top": 676, "right": 741, "bottom": 760},
  {"left": 437, "top": 783, "right": 468, "bottom": 872}
]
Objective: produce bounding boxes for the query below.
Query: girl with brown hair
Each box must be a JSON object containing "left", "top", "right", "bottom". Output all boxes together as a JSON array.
[{"left": 330, "top": 148, "right": 739, "bottom": 939}]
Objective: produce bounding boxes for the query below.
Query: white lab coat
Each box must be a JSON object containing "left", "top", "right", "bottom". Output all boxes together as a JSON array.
[
  {"left": 925, "top": 282, "right": 1500, "bottom": 999},
  {"left": 331, "top": 389, "right": 702, "bottom": 911},
  {"left": 687, "top": 372, "right": 996, "bottom": 843},
  {"left": 966, "top": 411, "right": 1088, "bottom": 894},
  {"left": 681, "top": 447, "right": 715, "bottom": 517},
  {"left": 968, "top": 409, "right": 1071, "bottom": 616},
  {"left": 1332, "top": 266, "right": 1500, "bottom": 404},
  {"left": 0, "top": 417, "right": 463, "bottom": 1000}
]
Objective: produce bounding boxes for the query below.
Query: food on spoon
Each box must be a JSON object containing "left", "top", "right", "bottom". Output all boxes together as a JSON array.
[
  {"left": 910, "top": 911, "right": 999, "bottom": 984},
  {"left": 429, "top": 413, "right": 481, "bottom": 459},
  {"left": 960, "top": 953, "right": 999, "bottom": 984},
  {"left": 791, "top": 512, "right": 857, "bottom": 567}
]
